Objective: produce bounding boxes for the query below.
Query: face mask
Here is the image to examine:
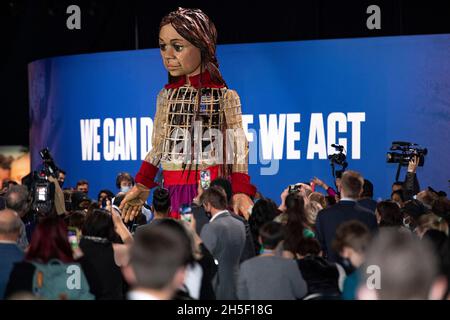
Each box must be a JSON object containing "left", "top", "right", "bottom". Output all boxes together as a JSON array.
[{"left": 121, "top": 186, "right": 131, "bottom": 193}]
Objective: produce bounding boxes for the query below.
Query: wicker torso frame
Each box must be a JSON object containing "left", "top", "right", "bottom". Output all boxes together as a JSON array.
[{"left": 145, "top": 85, "right": 249, "bottom": 174}]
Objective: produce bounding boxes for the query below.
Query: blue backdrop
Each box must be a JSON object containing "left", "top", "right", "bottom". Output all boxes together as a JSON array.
[{"left": 29, "top": 34, "right": 450, "bottom": 202}]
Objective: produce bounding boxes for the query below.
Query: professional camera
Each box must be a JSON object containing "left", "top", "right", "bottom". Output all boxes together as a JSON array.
[
  {"left": 328, "top": 144, "right": 348, "bottom": 187},
  {"left": 386, "top": 141, "right": 428, "bottom": 167},
  {"left": 328, "top": 144, "right": 348, "bottom": 168},
  {"left": 288, "top": 184, "right": 302, "bottom": 194},
  {"left": 22, "top": 148, "right": 61, "bottom": 216},
  {"left": 39, "top": 148, "right": 59, "bottom": 177}
]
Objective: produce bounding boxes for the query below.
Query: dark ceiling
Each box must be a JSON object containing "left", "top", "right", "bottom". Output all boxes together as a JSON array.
[{"left": 1, "top": 0, "right": 450, "bottom": 146}]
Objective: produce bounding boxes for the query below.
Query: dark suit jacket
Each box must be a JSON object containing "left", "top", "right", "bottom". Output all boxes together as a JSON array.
[
  {"left": 0, "top": 243, "right": 24, "bottom": 299},
  {"left": 200, "top": 211, "right": 246, "bottom": 300},
  {"left": 358, "top": 198, "right": 377, "bottom": 213},
  {"left": 315, "top": 200, "right": 378, "bottom": 263}
]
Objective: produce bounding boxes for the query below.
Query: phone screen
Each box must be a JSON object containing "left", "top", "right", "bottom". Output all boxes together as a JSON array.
[
  {"left": 179, "top": 204, "right": 193, "bottom": 223},
  {"left": 200, "top": 170, "right": 211, "bottom": 189},
  {"left": 68, "top": 228, "right": 79, "bottom": 250}
]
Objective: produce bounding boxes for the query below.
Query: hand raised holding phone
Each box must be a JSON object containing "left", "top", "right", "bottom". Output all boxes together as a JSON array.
[
  {"left": 193, "top": 170, "right": 210, "bottom": 205},
  {"left": 179, "top": 204, "right": 193, "bottom": 223},
  {"left": 200, "top": 170, "right": 211, "bottom": 189}
]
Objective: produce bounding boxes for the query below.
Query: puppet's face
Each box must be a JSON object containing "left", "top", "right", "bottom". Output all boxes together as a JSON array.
[{"left": 159, "top": 23, "right": 202, "bottom": 78}]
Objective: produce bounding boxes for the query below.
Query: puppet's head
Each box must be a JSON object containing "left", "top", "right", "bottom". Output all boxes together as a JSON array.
[{"left": 159, "top": 8, "right": 225, "bottom": 86}]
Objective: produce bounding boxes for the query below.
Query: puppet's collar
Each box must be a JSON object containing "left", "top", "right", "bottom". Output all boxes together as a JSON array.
[{"left": 164, "top": 70, "right": 224, "bottom": 89}]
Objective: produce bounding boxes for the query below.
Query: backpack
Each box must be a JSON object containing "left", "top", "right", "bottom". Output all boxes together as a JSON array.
[{"left": 31, "top": 259, "right": 94, "bottom": 300}]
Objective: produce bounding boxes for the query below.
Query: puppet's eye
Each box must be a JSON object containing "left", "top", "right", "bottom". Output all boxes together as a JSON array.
[
  {"left": 159, "top": 43, "right": 167, "bottom": 51},
  {"left": 173, "top": 44, "right": 184, "bottom": 52}
]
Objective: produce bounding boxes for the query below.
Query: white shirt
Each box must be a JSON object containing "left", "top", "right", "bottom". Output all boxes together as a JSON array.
[
  {"left": 340, "top": 197, "right": 357, "bottom": 202},
  {"left": 0, "top": 240, "right": 18, "bottom": 244},
  {"left": 183, "top": 262, "right": 203, "bottom": 299},
  {"left": 127, "top": 290, "right": 161, "bottom": 300},
  {"left": 209, "top": 210, "right": 228, "bottom": 223}
]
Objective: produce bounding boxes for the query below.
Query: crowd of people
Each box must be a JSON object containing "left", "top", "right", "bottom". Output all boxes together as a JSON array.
[{"left": 0, "top": 157, "right": 449, "bottom": 300}]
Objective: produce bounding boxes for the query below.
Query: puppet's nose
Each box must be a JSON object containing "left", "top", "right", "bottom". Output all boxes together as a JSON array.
[{"left": 163, "top": 46, "right": 175, "bottom": 58}]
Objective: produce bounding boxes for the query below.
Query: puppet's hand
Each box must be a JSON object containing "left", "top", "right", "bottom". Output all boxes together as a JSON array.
[
  {"left": 232, "top": 193, "right": 254, "bottom": 220},
  {"left": 119, "top": 183, "right": 150, "bottom": 223}
]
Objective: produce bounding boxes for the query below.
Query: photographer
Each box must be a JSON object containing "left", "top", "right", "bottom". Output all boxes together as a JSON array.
[
  {"left": 278, "top": 182, "right": 312, "bottom": 213},
  {"left": 401, "top": 155, "right": 421, "bottom": 201},
  {"left": 37, "top": 149, "right": 66, "bottom": 216},
  {"left": 97, "top": 189, "right": 114, "bottom": 210},
  {"left": 57, "top": 169, "right": 66, "bottom": 188},
  {"left": 388, "top": 142, "right": 424, "bottom": 201}
]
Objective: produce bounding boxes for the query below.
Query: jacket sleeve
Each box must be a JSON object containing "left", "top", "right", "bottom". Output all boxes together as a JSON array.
[
  {"left": 237, "top": 263, "right": 250, "bottom": 300},
  {"left": 200, "top": 223, "right": 218, "bottom": 257},
  {"left": 403, "top": 172, "right": 420, "bottom": 201}
]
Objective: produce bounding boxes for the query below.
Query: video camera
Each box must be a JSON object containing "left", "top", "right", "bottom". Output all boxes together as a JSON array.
[
  {"left": 22, "top": 148, "right": 61, "bottom": 216},
  {"left": 288, "top": 184, "right": 302, "bottom": 194},
  {"left": 328, "top": 144, "right": 348, "bottom": 185},
  {"left": 328, "top": 144, "right": 348, "bottom": 168},
  {"left": 386, "top": 141, "right": 427, "bottom": 167}
]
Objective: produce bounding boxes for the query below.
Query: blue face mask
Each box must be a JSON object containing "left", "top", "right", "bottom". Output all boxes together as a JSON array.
[{"left": 120, "top": 186, "right": 131, "bottom": 193}]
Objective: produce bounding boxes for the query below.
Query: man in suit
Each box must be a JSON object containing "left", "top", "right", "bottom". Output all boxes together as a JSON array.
[
  {"left": 316, "top": 170, "right": 378, "bottom": 263},
  {"left": 193, "top": 178, "right": 256, "bottom": 262},
  {"left": 358, "top": 179, "right": 377, "bottom": 213},
  {"left": 200, "top": 186, "right": 246, "bottom": 300},
  {"left": 0, "top": 209, "right": 24, "bottom": 299}
]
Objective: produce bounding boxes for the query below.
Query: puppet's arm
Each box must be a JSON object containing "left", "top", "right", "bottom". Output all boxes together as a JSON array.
[
  {"left": 120, "top": 90, "right": 166, "bottom": 222},
  {"left": 223, "top": 90, "right": 256, "bottom": 219},
  {"left": 135, "top": 90, "right": 166, "bottom": 188}
]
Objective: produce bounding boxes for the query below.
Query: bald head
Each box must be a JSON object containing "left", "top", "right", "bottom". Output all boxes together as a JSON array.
[
  {"left": 0, "top": 209, "right": 21, "bottom": 241},
  {"left": 5, "top": 185, "right": 29, "bottom": 217}
]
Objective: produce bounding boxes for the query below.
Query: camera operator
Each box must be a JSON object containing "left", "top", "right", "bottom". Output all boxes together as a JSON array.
[
  {"left": 47, "top": 175, "right": 67, "bottom": 215},
  {"left": 394, "top": 155, "right": 421, "bottom": 201},
  {"left": 278, "top": 182, "right": 312, "bottom": 213},
  {"left": 387, "top": 142, "right": 424, "bottom": 201},
  {"left": 57, "top": 169, "right": 66, "bottom": 188},
  {"left": 22, "top": 148, "right": 67, "bottom": 221}
]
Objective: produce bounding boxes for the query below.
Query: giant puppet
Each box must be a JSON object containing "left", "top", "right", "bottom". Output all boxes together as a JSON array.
[{"left": 120, "top": 8, "right": 255, "bottom": 221}]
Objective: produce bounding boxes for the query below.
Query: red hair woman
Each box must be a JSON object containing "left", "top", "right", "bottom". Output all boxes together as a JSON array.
[{"left": 4, "top": 216, "right": 93, "bottom": 300}]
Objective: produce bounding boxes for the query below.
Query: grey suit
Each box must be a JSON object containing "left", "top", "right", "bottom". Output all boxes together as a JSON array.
[{"left": 200, "top": 211, "right": 246, "bottom": 300}]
